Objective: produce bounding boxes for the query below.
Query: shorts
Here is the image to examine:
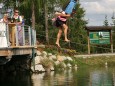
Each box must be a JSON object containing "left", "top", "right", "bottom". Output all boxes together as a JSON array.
[{"left": 55, "top": 18, "right": 66, "bottom": 27}]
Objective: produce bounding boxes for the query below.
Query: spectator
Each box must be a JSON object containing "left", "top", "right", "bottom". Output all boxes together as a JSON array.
[
  {"left": 0, "top": 14, "right": 8, "bottom": 23},
  {"left": 13, "top": 9, "right": 23, "bottom": 46},
  {"left": 13, "top": 9, "right": 22, "bottom": 25}
]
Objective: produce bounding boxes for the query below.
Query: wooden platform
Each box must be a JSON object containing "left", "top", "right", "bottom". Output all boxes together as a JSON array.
[{"left": 0, "top": 46, "right": 37, "bottom": 56}]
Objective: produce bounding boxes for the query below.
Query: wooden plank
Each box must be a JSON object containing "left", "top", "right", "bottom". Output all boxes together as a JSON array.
[
  {"left": 12, "top": 48, "right": 32, "bottom": 55},
  {"left": 85, "top": 26, "right": 112, "bottom": 31},
  {"left": 0, "top": 50, "right": 10, "bottom": 56},
  {"left": 0, "top": 47, "right": 36, "bottom": 56},
  {"left": 10, "top": 46, "right": 37, "bottom": 48}
]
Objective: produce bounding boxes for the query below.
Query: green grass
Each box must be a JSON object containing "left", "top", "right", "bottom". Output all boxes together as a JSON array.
[{"left": 75, "top": 56, "right": 115, "bottom": 67}]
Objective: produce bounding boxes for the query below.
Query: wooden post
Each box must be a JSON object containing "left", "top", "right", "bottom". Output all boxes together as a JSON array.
[
  {"left": 110, "top": 30, "right": 113, "bottom": 53},
  {"left": 22, "top": 26, "right": 25, "bottom": 46},
  {"left": 28, "top": 26, "right": 32, "bottom": 46},
  {"left": 16, "top": 25, "right": 19, "bottom": 46},
  {"left": 31, "top": 28, "right": 36, "bottom": 46},
  {"left": 87, "top": 31, "right": 90, "bottom": 54},
  {"left": 33, "top": 30, "right": 36, "bottom": 46},
  {"left": 8, "top": 23, "right": 16, "bottom": 46},
  {"left": 6, "top": 24, "right": 10, "bottom": 46}
]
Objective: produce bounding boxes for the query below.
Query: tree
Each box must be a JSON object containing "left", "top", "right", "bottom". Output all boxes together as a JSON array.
[
  {"left": 103, "top": 15, "right": 109, "bottom": 26},
  {"left": 47, "top": 0, "right": 87, "bottom": 53},
  {"left": 1, "top": 0, "right": 88, "bottom": 53},
  {"left": 44, "top": 0, "right": 49, "bottom": 44},
  {"left": 19, "top": 0, "right": 36, "bottom": 29},
  {"left": 67, "top": 2, "right": 87, "bottom": 53},
  {"left": 111, "top": 12, "right": 115, "bottom": 51}
]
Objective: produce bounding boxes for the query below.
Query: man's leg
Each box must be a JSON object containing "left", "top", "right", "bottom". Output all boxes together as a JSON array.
[
  {"left": 56, "top": 28, "right": 63, "bottom": 47},
  {"left": 62, "top": 24, "right": 70, "bottom": 42}
]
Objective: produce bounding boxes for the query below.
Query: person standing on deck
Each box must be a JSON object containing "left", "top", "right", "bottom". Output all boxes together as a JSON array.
[
  {"left": 13, "top": 9, "right": 22, "bottom": 29},
  {"left": 0, "top": 14, "right": 9, "bottom": 47},
  {"left": 13, "top": 9, "right": 23, "bottom": 46},
  {"left": 0, "top": 14, "right": 9, "bottom": 23}
]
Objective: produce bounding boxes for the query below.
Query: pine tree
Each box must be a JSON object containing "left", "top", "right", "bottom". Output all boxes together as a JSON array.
[
  {"left": 67, "top": 2, "right": 88, "bottom": 53},
  {"left": 103, "top": 15, "right": 109, "bottom": 26},
  {"left": 111, "top": 12, "right": 115, "bottom": 51}
]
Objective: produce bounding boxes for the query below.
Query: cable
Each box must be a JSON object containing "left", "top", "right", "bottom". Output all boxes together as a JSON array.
[{"left": 36, "top": 33, "right": 115, "bottom": 51}]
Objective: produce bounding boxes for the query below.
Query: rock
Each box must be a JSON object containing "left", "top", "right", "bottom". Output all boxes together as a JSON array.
[
  {"left": 35, "top": 64, "right": 45, "bottom": 71},
  {"left": 63, "top": 56, "right": 67, "bottom": 60},
  {"left": 67, "top": 63, "right": 72, "bottom": 67},
  {"left": 55, "top": 61, "right": 60, "bottom": 65},
  {"left": 50, "top": 71, "right": 54, "bottom": 76},
  {"left": 32, "top": 73, "right": 45, "bottom": 80},
  {"left": 37, "top": 51, "right": 42, "bottom": 56},
  {"left": 74, "top": 65, "right": 78, "bottom": 70},
  {"left": 39, "top": 56, "right": 43, "bottom": 59},
  {"left": 66, "top": 56, "right": 73, "bottom": 61},
  {"left": 48, "top": 56, "right": 53, "bottom": 60},
  {"left": 35, "top": 56, "right": 41, "bottom": 64},
  {"left": 42, "top": 55, "right": 47, "bottom": 59},
  {"left": 83, "top": 56, "right": 87, "bottom": 59},
  {"left": 63, "top": 63, "right": 66, "bottom": 68},
  {"left": 37, "top": 44, "right": 45, "bottom": 48},
  {"left": 50, "top": 66, "right": 54, "bottom": 71},
  {"left": 57, "top": 55, "right": 64, "bottom": 62},
  {"left": 50, "top": 55, "right": 56, "bottom": 60},
  {"left": 48, "top": 53, "right": 52, "bottom": 56},
  {"left": 42, "top": 51, "right": 47, "bottom": 56}
]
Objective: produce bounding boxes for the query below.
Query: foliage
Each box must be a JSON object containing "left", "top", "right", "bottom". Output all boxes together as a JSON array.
[
  {"left": 111, "top": 13, "right": 115, "bottom": 52},
  {"left": 40, "top": 58, "right": 53, "bottom": 68},
  {"left": 1, "top": 0, "right": 87, "bottom": 53},
  {"left": 67, "top": 3, "right": 87, "bottom": 53},
  {"left": 54, "top": 62, "right": 65, "bottom": 70},
  {"left": 75, "top": 56, "right": 115, "bottom": 67},
  {"left": 103, "top": 15, "right": 109, "bottom": 26}
]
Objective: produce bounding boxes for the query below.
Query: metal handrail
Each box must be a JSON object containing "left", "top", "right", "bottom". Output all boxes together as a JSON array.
[{"left": 0, "top": 22, "right": 36, "bottom": 48}]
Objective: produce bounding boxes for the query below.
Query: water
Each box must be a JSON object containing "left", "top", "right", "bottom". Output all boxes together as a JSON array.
[{"left": 0, "top": 67, "right": 115, "bottom": 86}]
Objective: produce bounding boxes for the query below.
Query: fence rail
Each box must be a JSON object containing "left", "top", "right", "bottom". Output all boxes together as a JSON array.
[{"left": 0, "top": 22, "right": 36, "bottom": 48}]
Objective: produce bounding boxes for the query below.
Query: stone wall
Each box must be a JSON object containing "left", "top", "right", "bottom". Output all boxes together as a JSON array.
[{"left": 31, "top": 50, "right": 77, "bottom": 73}]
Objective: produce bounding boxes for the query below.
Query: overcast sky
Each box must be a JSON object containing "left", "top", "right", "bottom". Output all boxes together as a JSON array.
[{"left": 80, "top": 0, "right": 115, "bottom": 26}]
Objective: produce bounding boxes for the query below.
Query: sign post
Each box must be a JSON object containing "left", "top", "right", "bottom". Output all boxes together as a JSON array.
[
  {"left": 87, "top": 32, "right": 90, "bottom": 54},
  {"left": 89, "top": 31, "right": 110, "bottom": 44},
  {"left": 85, "top": 26, "right": 113, "bottom": 54}
]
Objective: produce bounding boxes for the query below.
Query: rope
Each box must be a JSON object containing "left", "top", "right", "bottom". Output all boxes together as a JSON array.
[{"left": 36, "top": 33, "right": 115, "bottom": 51}]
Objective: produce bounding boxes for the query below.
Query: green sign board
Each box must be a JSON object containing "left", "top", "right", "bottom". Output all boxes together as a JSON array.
[{"left": 89, "top": 31, "right": 110, "bottom": 44}]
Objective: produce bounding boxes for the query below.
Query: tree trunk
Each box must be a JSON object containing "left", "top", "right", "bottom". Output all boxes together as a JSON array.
[
  {"left": 32, "top": 0, "right": 35, "bottom": 29},
  {"left": 44, "top": 0, "right": 49, "bottom": 44}
]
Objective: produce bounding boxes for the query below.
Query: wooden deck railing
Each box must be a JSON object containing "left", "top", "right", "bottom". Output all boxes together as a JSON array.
[{"left": 0, "top": 22, "right": 36, "bottom": 48}]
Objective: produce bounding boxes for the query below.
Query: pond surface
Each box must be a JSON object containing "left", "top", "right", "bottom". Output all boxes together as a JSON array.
[{"left": 0, "top": 67, "right": 115, "bottom": 86}]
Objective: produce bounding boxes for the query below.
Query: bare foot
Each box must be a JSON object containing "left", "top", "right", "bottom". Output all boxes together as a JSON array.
[
  {"left": 55, "top": 43, "right": 61, "bottom": 48},
  {"left": 64, "top": 39, "right": 70, "bottom": 42}
]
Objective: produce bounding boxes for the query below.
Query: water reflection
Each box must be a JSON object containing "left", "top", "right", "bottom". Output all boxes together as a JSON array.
[
  {"left": 90, "top": 68, "right": 113, "bottom": 86},
  {"left": 32, "top": 68, "right": 115, "bottom": 86},
  {"left": 0, "top": 73, "right": 33, "bottom": 86},
  {"left": 31, "top": 70, "right": 74, "bottom": 86},
  {"left": 0, "top": 67, "right": 115, "bottom": 86}
]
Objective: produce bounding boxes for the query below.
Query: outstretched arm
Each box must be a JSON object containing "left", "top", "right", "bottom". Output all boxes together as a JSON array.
[{"left": 55, "top": 12, "right": 71, "bottom": 17}]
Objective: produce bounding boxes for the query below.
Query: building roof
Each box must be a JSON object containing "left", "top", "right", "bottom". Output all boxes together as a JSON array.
[{"left": 85, "top": 26, "right": 112, "bottom": 31}]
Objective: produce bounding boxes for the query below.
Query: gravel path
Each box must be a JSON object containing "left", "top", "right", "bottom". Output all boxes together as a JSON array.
[{"left": 74, "top": 53, "right": 115, "bottom": 58}]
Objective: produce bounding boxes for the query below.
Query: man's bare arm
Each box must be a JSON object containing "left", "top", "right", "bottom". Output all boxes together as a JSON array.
[{"left": 55, "top": 12, "right": 70, "bottom": 17}]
